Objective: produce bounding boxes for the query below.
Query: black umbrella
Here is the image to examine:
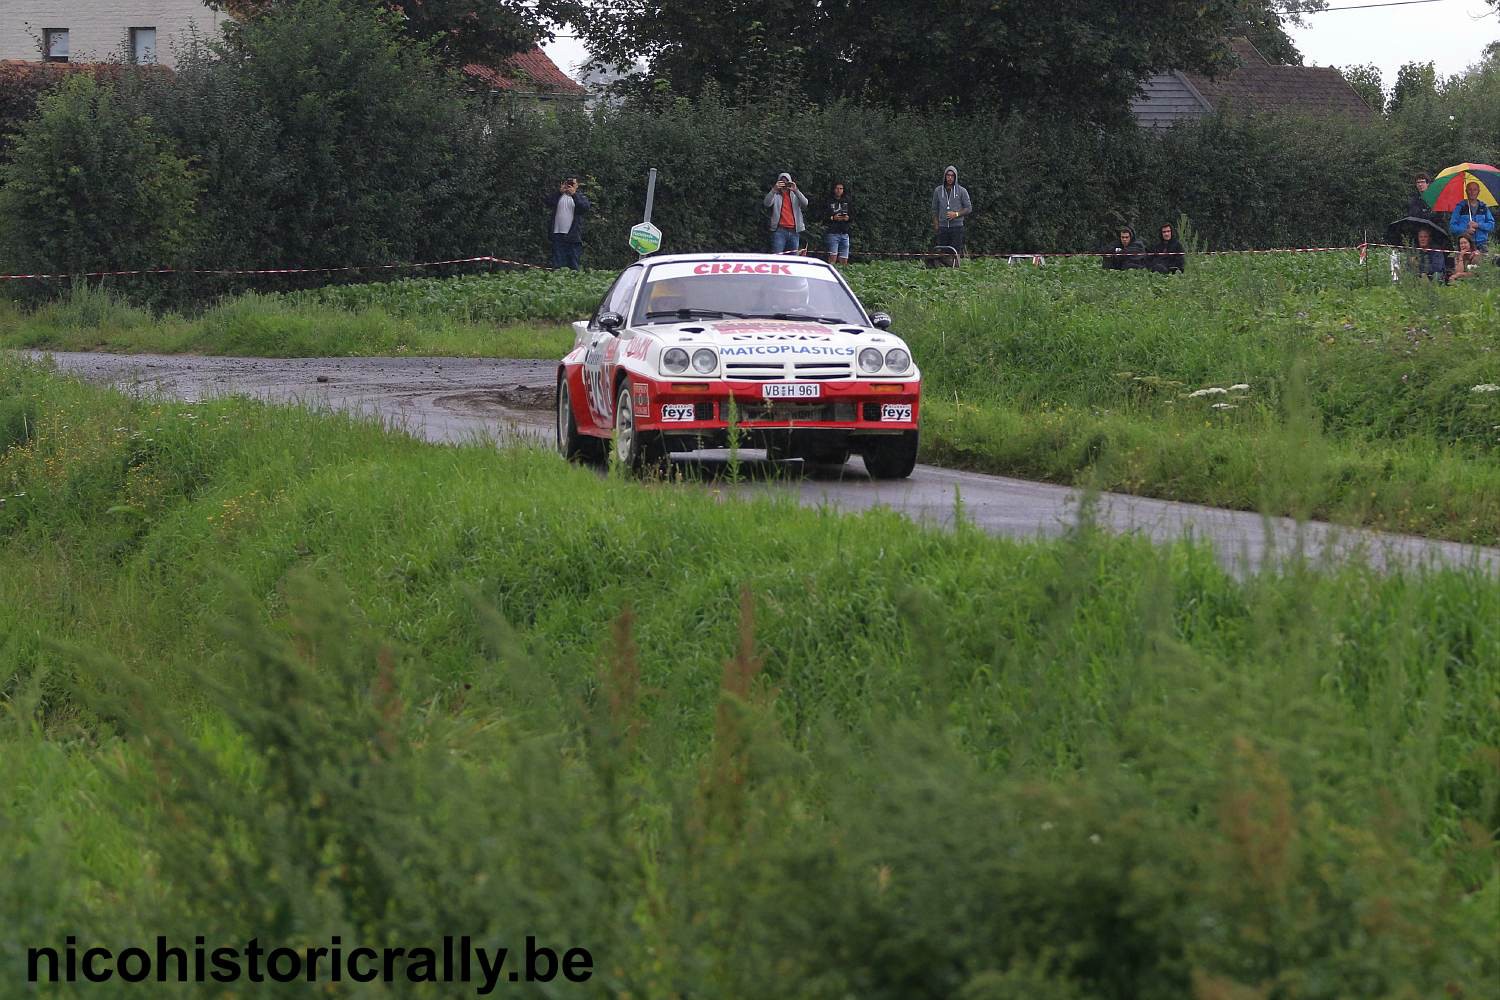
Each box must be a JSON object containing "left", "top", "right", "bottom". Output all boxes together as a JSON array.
[{"left": 1386, "top": 216, "right": 1449, "bottom": 248}]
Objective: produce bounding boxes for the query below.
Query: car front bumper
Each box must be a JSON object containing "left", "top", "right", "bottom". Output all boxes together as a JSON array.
[{"left": 628, "top": 377, "right": 920, "bottom": 435}]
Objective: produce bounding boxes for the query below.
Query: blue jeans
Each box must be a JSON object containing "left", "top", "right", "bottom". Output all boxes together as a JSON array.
[
  {"left": 825, "top": 232, "right": 850, "bottom": 259},
  {"left": 551, "top": 234, "right": 582, "bottom": 270},
  {"left": 770, "top": 228, "right": 801, "bottom": 254}
]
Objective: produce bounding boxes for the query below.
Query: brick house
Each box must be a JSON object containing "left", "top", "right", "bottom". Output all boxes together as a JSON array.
[
  {"left": 1132, "top": 38, "right": 1377, "bottom": 128},
  {"left": 1, "top": 1, "right": 224, "bottom": 68}
]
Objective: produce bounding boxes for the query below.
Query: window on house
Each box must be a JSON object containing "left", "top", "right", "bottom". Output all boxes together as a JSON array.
[
  {"left": 43, "top": 28, "right": 69, "bottom": 63},
  {"left": 130, "top": 27, "right": 157, "bottom": 64}
]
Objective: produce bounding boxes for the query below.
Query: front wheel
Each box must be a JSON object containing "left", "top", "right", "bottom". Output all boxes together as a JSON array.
[
  {"left": 557, "top": 372, "right": 604, "bottom": 463},
  {"left": 614, "top": 383, "right": 665, "bottom": 473},
  {"left": 860, "top": 431, "right": 919, "bottom": 480}
]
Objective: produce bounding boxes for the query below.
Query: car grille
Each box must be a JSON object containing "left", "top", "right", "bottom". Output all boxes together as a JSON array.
[
  {"left": 724, "top": 361, "right": 853, "bottom": 381},
  {"left": 737, "top": 402, "right": 858, "bottom": 423}
]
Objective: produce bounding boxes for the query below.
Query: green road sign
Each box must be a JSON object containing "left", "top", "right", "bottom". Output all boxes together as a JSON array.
[{"left": 629, "top": 222, "right": 662, "bottom": 256}]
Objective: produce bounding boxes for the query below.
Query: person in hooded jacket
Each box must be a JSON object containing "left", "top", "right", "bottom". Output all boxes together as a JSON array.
[
  {"left": 931, "top": 166, "right": 972, "bottom": 258},
  {"left": 1101, "top": 226, "right": 1146, "bottom": 270},
  {"left": 764, "top": 172, "right": 808, "bottom": 254},
  {"left": 1147, "top": 223, "right": 1186, "bottom": 274}
]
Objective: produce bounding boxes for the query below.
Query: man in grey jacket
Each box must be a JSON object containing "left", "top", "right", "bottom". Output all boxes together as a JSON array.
[
  {"left": 931, "top": 166, "right": 972, "bottom": 258},
  {"left": 764, "top": 172, "right": 808, "bottom": 254}
]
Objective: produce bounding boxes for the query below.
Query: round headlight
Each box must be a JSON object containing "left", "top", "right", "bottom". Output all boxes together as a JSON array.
[
  {"left": 858, "top": 347, "right": 884, "bottom": 374},
  {"left": 662, "top": 348, "right": 689, "bottom": 374},
  {"left": 691, "top": 348, "right": 717, "bottom": 374},
  {"left": 884, "top": 348, "right": 910, "bottom": 373}
]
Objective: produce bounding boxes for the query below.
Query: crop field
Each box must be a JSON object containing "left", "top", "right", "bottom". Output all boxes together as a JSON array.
[
  {"left": 6, "top": 253, "right": 1500, "bottom": 543},
  {"left": 1, "top": 358, "right": 1496, "bottom": 996}
]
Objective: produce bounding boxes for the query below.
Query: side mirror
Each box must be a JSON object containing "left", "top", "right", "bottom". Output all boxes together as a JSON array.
[
  {"left": 870, "top": 312, "right": 892, "bottom": 330},
  {"left": 598, "top": 310, "right": 624, "bottom": 333}
]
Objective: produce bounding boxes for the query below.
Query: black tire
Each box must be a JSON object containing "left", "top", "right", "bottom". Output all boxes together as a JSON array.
[
  {"left": 860, "top": 431, "right": 919, "bottom": 480},
  {"left": 557, "top": 372, "right": 605, "bottom": 463},
  {"left": 614, "top": 383, "right": 665, "bottom": 473}
]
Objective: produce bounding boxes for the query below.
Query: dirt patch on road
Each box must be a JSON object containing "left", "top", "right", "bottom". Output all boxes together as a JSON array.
[{"left": 436, "top": 385, "right": 553, "bottom": 413}]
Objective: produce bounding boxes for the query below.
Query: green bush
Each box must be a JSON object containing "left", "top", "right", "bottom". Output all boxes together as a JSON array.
[{"left": 0, "top": 75, "right": 198, "bottom": 276}]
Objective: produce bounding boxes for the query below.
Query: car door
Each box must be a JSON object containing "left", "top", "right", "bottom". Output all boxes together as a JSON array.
[{"left": 582, "top": 265, "right": 643, "bottom": 428}]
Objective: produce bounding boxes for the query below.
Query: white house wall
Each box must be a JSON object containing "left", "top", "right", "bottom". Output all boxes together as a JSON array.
[{"left": 1, "top": 1, "right": 223, "bottom": 68}]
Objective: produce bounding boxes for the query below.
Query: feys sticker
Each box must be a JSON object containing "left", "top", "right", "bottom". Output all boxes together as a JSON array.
[
  {"left": 880, "top": 403, "right": 913, "bottom": 422},
  {"left": 661, "top": 403, "right": 696, "bottom": 422}
]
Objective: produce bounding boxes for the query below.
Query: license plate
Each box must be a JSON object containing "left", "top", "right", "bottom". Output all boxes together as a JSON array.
[
  {"left": 880, "top": 403, "right": 913, "bottom": 422},
  {"left": 762, "top": 383, "right": 820, "bottom": 399},
  {"left": 661, "top": 403, "right": 696, "bottom": 422}
]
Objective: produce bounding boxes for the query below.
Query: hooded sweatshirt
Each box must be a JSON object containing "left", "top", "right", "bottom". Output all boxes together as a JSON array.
[
  {"left": 1147, "top": 228, "right": 1186, "bottom": 273},
  {"left": 932, "top": 166, "right": 972, "bottom": 228},
  {"left": 1102, "top": 227, "right": 1146, "bottom": 270},
  {"left": 764, "top": 173, "right": 808, "bottom": 232}
]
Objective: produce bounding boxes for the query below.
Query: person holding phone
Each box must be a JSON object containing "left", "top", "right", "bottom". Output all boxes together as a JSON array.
[
  {"left": 764, "top": 172, "right": 808, "bottom": 254},
  {"left": 825, "top": 181, "right": 852, "bottom": 265},
  {"left": 931, "top": 165, "right": 972, "bottom": 259},
  {"left": 545, "top": 176, "right": 590, "bottom": 270}
]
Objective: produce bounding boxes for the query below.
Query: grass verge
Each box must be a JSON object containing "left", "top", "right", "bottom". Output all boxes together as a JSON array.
[{"left": 2, "top": 358, "right": 1497, "bottom": 996}]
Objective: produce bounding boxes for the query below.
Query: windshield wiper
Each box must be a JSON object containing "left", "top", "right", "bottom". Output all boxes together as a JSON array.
[
  {"left": 742, "top": 312, "right": 852, "bottom": 324},
  {"left": 643, "top": 308, "right": 737, "bottom": 322}
]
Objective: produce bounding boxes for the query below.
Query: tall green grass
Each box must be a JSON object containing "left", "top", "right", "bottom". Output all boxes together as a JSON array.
[
  {"left": 2, "top": 359, "right": 1497, "bottom": 996},
  {"left": 0, "top": 282, "right": 576, "bottom": 357}
]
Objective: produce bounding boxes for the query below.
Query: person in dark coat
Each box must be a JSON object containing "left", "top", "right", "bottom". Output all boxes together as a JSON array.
[
  {"left": 1407, "top": 173, "right": 1433, "bottom": 221},
  {"left": 545, "top": 176, "right": 590, "bottom": 270},
  {"left": 1101, "top": 226, "right": 1146, "bottom": 270},
  {"left": 1411, "top": 226, "right": 1447, "bottom": 282},
  {"left": 1147, "top": 223, "right": 1186, "bottom": 273}
]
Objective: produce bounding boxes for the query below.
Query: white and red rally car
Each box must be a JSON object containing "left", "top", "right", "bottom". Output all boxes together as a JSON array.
[{"left": 556, "top": 253, "right": 921, "bottom": 478}]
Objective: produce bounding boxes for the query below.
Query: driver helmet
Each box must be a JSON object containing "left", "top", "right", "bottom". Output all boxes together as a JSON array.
[
  {"left": 648, "top": 279, "right": 688, "bottom": 314},
  {"left": 761, "top": 275, "right": 811, "bottom": 313}
]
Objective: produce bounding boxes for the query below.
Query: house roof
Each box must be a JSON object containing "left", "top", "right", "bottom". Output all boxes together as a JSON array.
[
  {"left": 1181, "top": 38, "right": 1375, "bottom": 119},
  {"left": 463, "top": 46, "right": 584, "bottom": 96}
]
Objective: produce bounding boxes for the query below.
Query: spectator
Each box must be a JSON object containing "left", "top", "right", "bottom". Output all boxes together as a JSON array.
[
  {"left": 1407, "top": 173, "right": 1433, "bottom": 220},
  {"left": 1448, "top": 181, "right": 1494, "bottom": 254},
  {"left": 545, "top": 176, "right": 590, "bottom": 271},
  {"left": 1101, "top": 226, "right": 1146, "bottom": 270},
  {"left": 824, "top": 181, "right": 852, "bottom": 265},
  {"left": 931, "top": 166, "right": 972, "bottom": 258},
  {"left": 1450, "top": 234, "right": 1482, "bottom": 280},
  {"left": 1411, "top": 227, "right": 1447, "bottom": 282},
  {"left": 1147, "top": 223, "right": 1186, "bottom": 274},
  {"left": 764, "top": 172, "right": 808, "bottom": 254}
]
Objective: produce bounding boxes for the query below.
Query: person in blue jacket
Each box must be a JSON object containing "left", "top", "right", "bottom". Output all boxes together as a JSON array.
[{"left": 1448, "top": 180, "right": 1494, "bottom": 254}]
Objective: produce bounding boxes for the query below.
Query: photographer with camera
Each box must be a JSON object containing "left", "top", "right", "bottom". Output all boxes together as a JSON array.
[
  {"left": 546, "top": 176, "right": 591, "bottom": 270},
  {"left": 764, "top": 172, "right": 808, "bottom": 254}
]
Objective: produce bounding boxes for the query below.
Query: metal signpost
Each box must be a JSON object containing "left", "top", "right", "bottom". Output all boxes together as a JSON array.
[{"left": 629, "top": 168, "right": 662, "bottom": 256}]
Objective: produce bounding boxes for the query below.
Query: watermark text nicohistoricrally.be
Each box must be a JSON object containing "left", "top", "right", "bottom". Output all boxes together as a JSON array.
[{"left": 26, "top": 935, "right": 592, "bottom": 994}]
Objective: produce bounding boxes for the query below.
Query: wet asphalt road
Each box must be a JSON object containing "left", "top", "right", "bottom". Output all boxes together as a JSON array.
[{"left": 22, "top": 350, "right": 1500, "bottom": 577}]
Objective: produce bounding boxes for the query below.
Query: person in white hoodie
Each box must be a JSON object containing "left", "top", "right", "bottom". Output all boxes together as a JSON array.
[
  {"left": 764, "top": 172, "right": 808, "bottom": 254},
  {"left": 931, "top": 165, "right": 972, "bottom": 258}
]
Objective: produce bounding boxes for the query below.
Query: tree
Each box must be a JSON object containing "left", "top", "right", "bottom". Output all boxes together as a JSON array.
[
  {"left": 1389, "top": 61, "right": 1438, "bottom": 115},
  {"left": 0, "top": 75, "right": 198, "bottom": 274},
  {"left": 210, "top": 0, "right": 585, "bottom": 67},
  {"left": 575, "top": 0, "right": 1305, "bottom": 121},
  {"left": 1340, "top": 64, "right": 1385, "bottom": 114}
]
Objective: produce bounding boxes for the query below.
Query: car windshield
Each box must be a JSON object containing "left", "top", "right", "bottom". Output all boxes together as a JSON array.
[{"left": 633, "top": 260, "right": 866, "bottom": 326}]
